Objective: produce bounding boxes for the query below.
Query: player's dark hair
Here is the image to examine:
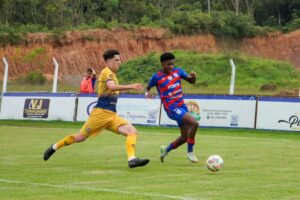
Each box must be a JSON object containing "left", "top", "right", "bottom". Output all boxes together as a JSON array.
[
  {"left": 103, "top": 49, "right": 120, "bottom": 61},
  {"left": 160, "top": 52, "right": 175, "bottom": 63},
  {"left": 87, "top": 68, "right": 93, "bottom": 73}
]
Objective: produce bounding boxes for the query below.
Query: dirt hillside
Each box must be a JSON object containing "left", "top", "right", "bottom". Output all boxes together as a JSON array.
[
  {"left": 0, "top": 28, "right": 299, "bottom": 82},
  {"left": 240, "top": 30, "right": 300, "bottom": 67}
]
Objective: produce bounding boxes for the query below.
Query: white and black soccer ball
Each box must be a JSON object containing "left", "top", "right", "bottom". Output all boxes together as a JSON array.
[{"left": 206, "top": 155, "right": 224, "bottom": 172}]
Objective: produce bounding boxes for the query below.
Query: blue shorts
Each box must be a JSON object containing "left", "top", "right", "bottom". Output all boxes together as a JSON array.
[{"left": 166, "top": 105, "right": 188, "bottom": 127}]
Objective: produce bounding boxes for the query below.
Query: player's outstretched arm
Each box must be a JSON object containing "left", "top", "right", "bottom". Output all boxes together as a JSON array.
[
  {"left": 107, "top": 80, "right": 143, "bottom": 92},
  {"left": 145, "top": 85, "right": 154, "bottom": 99},
  {"left": 183, "top": 71, "right": 197, "bottom": 84}
]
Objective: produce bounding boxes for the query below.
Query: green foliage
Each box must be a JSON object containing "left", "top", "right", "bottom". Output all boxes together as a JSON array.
[
  {"left": 285, "top": 17, "right": 300, "bottom": 32},
  {"left": 119, "top": 53, "right": 161, "bottom": 84},
  {"left": 24, "top": 71, "right": 47, "bottom": 85},
  {"left": 119, "top": 51, "right": 300, "bottom": 95},
  {"left": 16, "top": 24, "right": 48, "bottom": 33},
  {"left": 0, "top": 24, "right": 23, "bottom": 46},
  {"left": 0, "top": 0, "right": 300, "bottom": 45},
  {"left": 24, "top": 47, "right": 46, "bottom": 62},
  {"left": 139, "top": 16, "right": 157, "bottom": 27},
  {"left": 90, "top": 18, "right": 108, "bottom": 29}
]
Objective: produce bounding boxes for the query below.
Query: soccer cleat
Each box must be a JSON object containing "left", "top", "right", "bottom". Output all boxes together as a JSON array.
[
  {"left": 187, "top": 152, "right": 199, "bottom": 163},
  {"left": 43, "top": 145, "right": 56, "bottom": 161},
  {"left": 160, "top": 145, "right": 168, "bottom": 163},
  {"left": 128, "top": 158, "right": 150, "bottom": 168}
]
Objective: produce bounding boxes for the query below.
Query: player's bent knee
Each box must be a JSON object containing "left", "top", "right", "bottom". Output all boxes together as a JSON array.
[
  {"left": 194, "top": 121, "right": 199, "bottom": 128},
  {"left": 75, "top": 134, "right": 87, "bottom": 142},
  {"left": 126, "top": 129, "right": 138, "bottom": 136},
  {"left": 118, "top": 124, "right": 138, "bottom": 135}
]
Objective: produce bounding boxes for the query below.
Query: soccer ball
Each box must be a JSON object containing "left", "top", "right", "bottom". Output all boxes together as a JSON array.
[{"left": 206, "top": 155, "right": 224, "bottom": 172}]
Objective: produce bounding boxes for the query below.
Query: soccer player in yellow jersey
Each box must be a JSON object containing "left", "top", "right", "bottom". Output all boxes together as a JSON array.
[{"left": 43, "top": 49, "right": 150, "bottom": 168}]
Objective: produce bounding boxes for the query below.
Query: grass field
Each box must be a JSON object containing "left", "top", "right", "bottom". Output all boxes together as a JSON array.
[{"left": 0, "top": 121, "right": 300, "bottom": 200}]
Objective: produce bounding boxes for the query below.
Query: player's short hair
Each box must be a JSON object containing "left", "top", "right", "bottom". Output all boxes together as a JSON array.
[
  {"left": 160, "top": 52, "right": 175, "bottom": 63},
  {"left": 87, "top": 68, "right": 93, "bottom": 73},
  {"left": 103, "top": 49, "right": 120, "bottom": 61}
]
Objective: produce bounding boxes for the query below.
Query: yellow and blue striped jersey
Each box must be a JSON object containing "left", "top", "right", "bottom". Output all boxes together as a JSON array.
[{"left": 95, "top": 67, "right": 119, "bottom": 112}]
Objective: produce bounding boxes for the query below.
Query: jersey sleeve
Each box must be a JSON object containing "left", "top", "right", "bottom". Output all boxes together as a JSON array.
[
  {"left": 147, "top": 74, "right": 157, "bottom": 88},
  {"left": 178, "top": 68, "right": 189, "bottom": 79},
  {"left": 100, "top": 69, "right": 113, "bottom": 83}
]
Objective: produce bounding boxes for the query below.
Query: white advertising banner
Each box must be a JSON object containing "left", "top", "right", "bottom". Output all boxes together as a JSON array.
[
  {"left": 76, "top": 94, "right": 161, "bottom": 125},
  {"left": 160, "top": 95, "right": 256, "bottom": 128},
  {"left": 0, "top": 93, "right": 76, "bottom": 121},
  {"left": 76, "top": 94, "right": 97, "bottom": 121},
  {"left": 256, "top": 97, "right": 300, "bottom": 131},
  {"left": 2, "top": 93, "right": 299, "bottom": 132}
]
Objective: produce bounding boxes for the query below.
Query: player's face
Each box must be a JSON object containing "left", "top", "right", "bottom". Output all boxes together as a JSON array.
[
  {"left": 107, "top": 55, "right": 121, "bottom": 72},
  {"left": 162, "top": 59, "right": 175, "bottom": 74},
  {"left": 86, "top": 71, "right": 92, "bottom": 78}
]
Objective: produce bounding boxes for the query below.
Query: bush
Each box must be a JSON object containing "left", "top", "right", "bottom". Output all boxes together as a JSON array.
[
  {"left": 285, "top": 17, "right": 300, "bottom": 32},
  {"left": 91, "top": 18, "right": 108, "bottom": 29},
  {"left": 25, "top": 71, "right": 47, "bottom": 85},
  {"left": 0, "top": 24, "right": 23, "bottom": 46},
  {"left": 16, "top": 24, "right": 48, "bottom": 33},
  {"left": 24, "top": 47, "right": 46, "bottom": 62}
]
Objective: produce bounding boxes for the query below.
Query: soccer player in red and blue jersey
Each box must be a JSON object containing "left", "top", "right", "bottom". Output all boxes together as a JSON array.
[{"left": 146, "top": 52, "right": 199, "bottom": 163}]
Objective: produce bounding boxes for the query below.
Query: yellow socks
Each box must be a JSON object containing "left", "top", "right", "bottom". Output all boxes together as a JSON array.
[
  {"left": 126, "top": 134, "right": 137, "bottom": 161},
  {"left": 55, "top": 135, "right": 76, "bottom": 150}
]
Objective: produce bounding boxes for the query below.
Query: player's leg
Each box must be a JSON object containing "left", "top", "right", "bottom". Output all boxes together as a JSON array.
[
  {"left": 43, "top": 131, "right": 88, "bottom": 161},
  {"left": 160, "top": 126, "right": 187, "bottom": 162},
  {"left": 43, "top": 108, "right": 105, "bottom": 161},
  {"left": 182, "top": 113, "right": 199, "bottom": 163},
  {"left": 107, "top": 117, "right": 150, "bottom": 168}
]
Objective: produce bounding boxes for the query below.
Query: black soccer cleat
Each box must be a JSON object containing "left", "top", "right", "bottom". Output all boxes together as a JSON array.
[
  {"left": 43, "top": 145, "right": 56, "bottom": 161},
  {"left": 128, "top": 158, "right": 150, "bottom": 168}
]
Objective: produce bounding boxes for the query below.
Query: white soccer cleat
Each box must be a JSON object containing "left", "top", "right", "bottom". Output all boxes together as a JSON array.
[
  {"left": 187, "top": 152, "right": 199, "bottom": 163},
  {"left": 160, "top": 145, "right": 168, "bottom": 163}
]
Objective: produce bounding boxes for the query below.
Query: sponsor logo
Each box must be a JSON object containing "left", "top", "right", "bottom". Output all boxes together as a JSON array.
[
  {"left": 147, "top": 109, "right": 158, "bottom": 124},
  {"left": 186, "top": 101, "right": 201, "bottom": 121},
  {"left": 204, "top": 109, "right": 232, "bottom": 120},
  {"left": 230, "top": 115, "right": 239, "bottom": 126},
  {"left": 168, "top": 82, "right": 179, "bottom": 89},
  {"left": 278, "top": 115, "right": 300, "bottom": 129},
  {"left": 23, "top": 99, "right": 50, "bottom": 118},
  {"left": 87, "top": 101, "right": 97, "bottom": 115},
  {"left": 85, "top": 127, "right": 92, "bottom": 134}
]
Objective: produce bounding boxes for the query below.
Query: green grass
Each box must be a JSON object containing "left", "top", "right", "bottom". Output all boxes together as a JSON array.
[
  {"left": 0, "top": 81, "right": 79, "bottom": 93},
  {"left": 119, "top": 51, "right": 300, "bottom": 95},
  {"left": 0, "top": 120, "right": 300, "bottom": 200},
  {"left": 1, "top": 51, "right": 300, "bottom": 95},
  {"left": 1, "top": 51, "right": 300, "bottom": 96}
]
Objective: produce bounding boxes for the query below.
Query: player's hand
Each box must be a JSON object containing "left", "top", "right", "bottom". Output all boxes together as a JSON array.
[
  {"left": 131, "top": 83, "right": 144, "bottom": 90},
  {"left": 145, "top": 91, "right": 154, "bottom": 99},
  {"left": 190, "top": 71, "right": 197, "bottom": 78}
]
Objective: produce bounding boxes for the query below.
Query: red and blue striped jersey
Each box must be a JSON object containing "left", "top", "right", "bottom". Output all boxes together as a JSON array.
[{"left": 148, "top": 67, "right": 189, "bottom": 112}]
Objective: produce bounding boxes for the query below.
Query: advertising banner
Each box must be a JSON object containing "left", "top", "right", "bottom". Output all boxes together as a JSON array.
[
  {"left": 160, "top": 95, "right": 257, "bottom": 128},
  {"left": 76, "top": 94, "right": 98, "bottom": 121},
  {"left": 76, "top": 94, "right": 161, "bottom": 125},
  {"left": 23, "top": 98, "right": 50, "bottom": 118},
  {"left": 0, "top": 93, "right": 76, "bottom": 121},
  {"left": 256, "top": 97, "right": 300, "bottom": 131},
  {"left": 117, "top": 95, "right": 161, "bottom": 125}
]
